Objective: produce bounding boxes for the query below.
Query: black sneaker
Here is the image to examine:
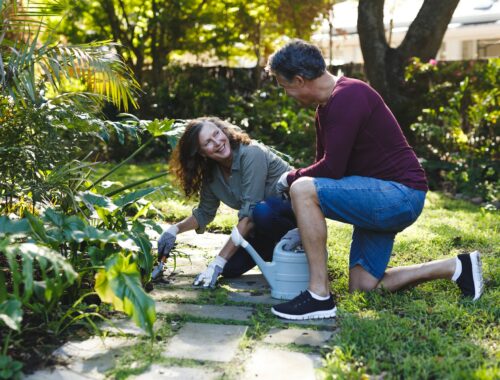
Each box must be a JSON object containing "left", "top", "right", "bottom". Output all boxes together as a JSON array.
[
  {"left": 456, "top": 251, "right": 484, "bottom": 301},
  {"left": 271, "top": 291, "right": 337, "bottom": 320}
]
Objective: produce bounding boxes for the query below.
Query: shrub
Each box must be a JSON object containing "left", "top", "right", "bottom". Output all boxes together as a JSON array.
[{"left": 406, "top": 58, "right": 499, "bottom": 201}]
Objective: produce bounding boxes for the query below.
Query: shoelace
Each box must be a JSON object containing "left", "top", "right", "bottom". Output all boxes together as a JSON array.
[{"left": 292, "top": 291, "right": 313, "bottom": 308}]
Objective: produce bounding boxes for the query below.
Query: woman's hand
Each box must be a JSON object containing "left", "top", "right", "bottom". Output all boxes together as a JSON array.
[
  {"left": 157, "top": 224, "right": 179, "bottom": 259},
  {"left": 193, "top": 256, "right": 227, "bottom": 288}
]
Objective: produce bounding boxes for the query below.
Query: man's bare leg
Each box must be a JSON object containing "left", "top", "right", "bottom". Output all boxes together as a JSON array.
[
  {"left": 289, "top": 177, "right": 330, "bottom": 296},
  {"left": 349, "top": 258, "right": 456, "bottom": 292}
]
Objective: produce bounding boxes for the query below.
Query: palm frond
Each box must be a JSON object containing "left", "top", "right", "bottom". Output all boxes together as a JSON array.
[
  {"left": 41, "top": 42, "right": 140, "bottom": 111},
  {"left": 0, "top": 1, "right": 140, "bottom": 111}
]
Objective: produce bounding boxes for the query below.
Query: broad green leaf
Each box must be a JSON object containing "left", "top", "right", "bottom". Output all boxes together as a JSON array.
[
  {"left": 24, "top": 211, "right": 57, "bottom": 246},
  {"left": 164, "top": 122, "right": 186, "bottom": 149},
  {"left": 0, "top": 217, "right": 30, "bottom": 236},
  {"left": 87, "top": 246, "right": 114, "bottom": 266},
  {"left": 131, "top": 201, "right": 152, "bottom": 221},
  {"left": 43, "top": 208, "right": 64, "bottom": 227},
  {"left": 113, "top": 187, "right": 162, "bottom": 208},
  {"left": 144, "top": 118, "right": 174, "bottom": 137},
  {"left": 95, "top": 253, "right": 155, "bottom": 335},
  {"left": 4, "top": 243, "right": 77, "bottom": 304},
  {"left": 62, "top": 215, "right": 87, "bottom": 242},
  {"left": 79, "top": 191, "right": 118, "bottom": 212},
  {"left": 130, "top": 221, "right": 153, "bottom": 274},
  {"left": 0, "top": 299, "right": 23, "bottom": 331}
]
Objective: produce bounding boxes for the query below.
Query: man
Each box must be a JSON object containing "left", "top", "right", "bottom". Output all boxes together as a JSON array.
[{"left": 266, "top": 39, "right": 483, "bottom": 320}]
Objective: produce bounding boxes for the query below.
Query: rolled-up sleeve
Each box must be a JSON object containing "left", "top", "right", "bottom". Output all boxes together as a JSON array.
[
  {"left": 192, "top": 183, "right": 220, "bottom": 233},
  {"left": 238, "top": 145, "right": 268, "bottom": 220}
]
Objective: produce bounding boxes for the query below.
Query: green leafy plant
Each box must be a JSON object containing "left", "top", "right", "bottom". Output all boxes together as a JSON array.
[
  {"left": 0, "top": 354, "right": 23, "bottom": 380},
  {"left": 407, "top": 58, "right": 499, "bottom": 201},
  {"left": 95, "top": 253, "right": 156, "bottom": 336}
]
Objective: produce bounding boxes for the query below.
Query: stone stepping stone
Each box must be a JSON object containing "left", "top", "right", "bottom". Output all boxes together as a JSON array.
[
  {"left": 163, "top": 322, "right": 247, "bottom": 362},
  {"left": 156, "top": 275, "right": 195, "bottom": 287},
  {"left": 132, "top": 365, "right": 222, "bottom": 380},
  {"left": 53, "top": 336, "right": 135, "bottom": 361},
  {"left": 175, "top": 229, "right": 228, "bottom": 250},
  {"left": 278, "top": 317, "right": 337, "bottom": 329},
  {"left": 149, "top": 288, "right": 199, "bottom": 302},
  {"left": 263, "top": 327, "right": 334, "bottom": 347},
  {"left": 227, "top": 291, "right": 281, "bottom": 305},
  {"left": 99, "top": 318, "right": 163, "bottom": 336},
  {"left": 168, "top": 257, "right": 208, "bottom": 276},
  {"left": 156, "top": 303, "right": 253, "bottom": 322},
  {"left": 23, "top": 367, "right": 93, "bottom": 379},
  {"left": 52, "top": 336, "right": 137, "bottom": 379},
  {"left": 242, "top": 347, "right": 321, "bottom": 380},
  {"left": 223, "top": 273, "right": 270, "bottom": 292}
]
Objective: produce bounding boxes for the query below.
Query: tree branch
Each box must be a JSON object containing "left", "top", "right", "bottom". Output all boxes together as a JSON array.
[{"left": 398, "top": 0, "right": 459, "bottom": 60}]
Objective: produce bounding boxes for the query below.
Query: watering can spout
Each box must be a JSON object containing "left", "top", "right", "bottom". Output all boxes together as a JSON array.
[{"left": 230, "top": 227, "right": 274, "bottom": 281}]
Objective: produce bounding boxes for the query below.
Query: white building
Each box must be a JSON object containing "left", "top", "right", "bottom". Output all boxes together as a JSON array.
[{"left": 312, "top": 0, "right": 500, "bottom": 65}]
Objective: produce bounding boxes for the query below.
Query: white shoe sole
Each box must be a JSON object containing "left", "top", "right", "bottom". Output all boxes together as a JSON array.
[
  {"left": 470, "top": 251, "right": 484, "bottom": 301},
  {"left": 271, "top": 306, "right": 337, "bottom": 320}
]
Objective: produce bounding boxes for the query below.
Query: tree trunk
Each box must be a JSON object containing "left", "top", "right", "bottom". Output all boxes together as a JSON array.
[{"left": 358, "top": 0, "right": 460, "bottom": 129}]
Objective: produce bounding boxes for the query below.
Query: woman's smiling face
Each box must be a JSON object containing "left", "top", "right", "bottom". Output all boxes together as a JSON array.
[{"left": 197, "top": 121, "right": 231, "bottom": 162}]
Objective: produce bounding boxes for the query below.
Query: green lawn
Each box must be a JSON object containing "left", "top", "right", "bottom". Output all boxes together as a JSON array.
[{"left": 93, "top": 161, "right": 499, "bottom": 379}]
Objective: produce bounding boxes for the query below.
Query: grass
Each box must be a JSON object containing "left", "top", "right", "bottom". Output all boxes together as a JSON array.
[
  {"left": 92, "top": 161, "right": 499, "bottom": 379},
  {"left": 323, "top": 193, "right": 499, "bottom": 379}
]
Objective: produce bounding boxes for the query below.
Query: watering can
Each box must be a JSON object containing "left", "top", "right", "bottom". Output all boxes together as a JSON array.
[{"left": 231, "top": 227, "right": 310, "bottom": 300}]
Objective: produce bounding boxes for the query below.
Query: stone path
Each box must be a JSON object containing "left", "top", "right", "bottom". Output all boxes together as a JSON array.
[{"left": 23, "top": 229, "right": 337, "bottom": 380}]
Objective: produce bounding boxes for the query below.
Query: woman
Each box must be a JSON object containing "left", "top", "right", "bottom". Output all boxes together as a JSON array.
[{"left": 152, "top": 117, "right": 296, "bottom": 287}]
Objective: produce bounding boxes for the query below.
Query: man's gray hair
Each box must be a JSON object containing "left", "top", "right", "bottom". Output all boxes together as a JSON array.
[{"left": 265, "top": 39, "right": 326, "bottom": 82}]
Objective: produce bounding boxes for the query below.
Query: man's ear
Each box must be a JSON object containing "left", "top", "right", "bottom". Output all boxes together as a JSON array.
[{"left": 293, "top": 75, "right": 305, "bottom": 87}]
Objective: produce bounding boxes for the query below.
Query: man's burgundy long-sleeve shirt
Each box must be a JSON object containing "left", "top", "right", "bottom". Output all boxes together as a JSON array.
[{"left": 287, "top": 76, "right": 428, "bottom": 192}]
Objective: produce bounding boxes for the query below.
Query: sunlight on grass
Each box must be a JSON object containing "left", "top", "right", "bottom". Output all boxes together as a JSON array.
[{"left": 322, "top": 191, "right": 499, "bottom": 379}]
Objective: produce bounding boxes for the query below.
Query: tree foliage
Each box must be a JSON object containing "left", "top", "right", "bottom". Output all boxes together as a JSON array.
[{"left": 55, "top": 0, "right": 331, "bottom": 87}]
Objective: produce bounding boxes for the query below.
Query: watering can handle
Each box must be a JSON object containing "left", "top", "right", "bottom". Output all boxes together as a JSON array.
[{"left": 275, "top": 238, "right": 288, "bottom": 251}]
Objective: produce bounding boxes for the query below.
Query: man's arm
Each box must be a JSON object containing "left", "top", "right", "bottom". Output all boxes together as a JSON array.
[{"left": 287, "top": 83, "right": 371, "bottom": 184}]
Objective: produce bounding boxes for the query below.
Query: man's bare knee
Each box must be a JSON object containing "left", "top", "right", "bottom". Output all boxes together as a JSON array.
[
  {"left": 349, "top": 265, "right": 380, "bottom": 293},
  {"left": 289, "top": 177, "right": 317, "bottom": 202}
]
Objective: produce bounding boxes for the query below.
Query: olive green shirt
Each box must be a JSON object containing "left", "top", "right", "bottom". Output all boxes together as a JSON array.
[{"left": 192, "top": 142, "right": 291, "bottom": 233}]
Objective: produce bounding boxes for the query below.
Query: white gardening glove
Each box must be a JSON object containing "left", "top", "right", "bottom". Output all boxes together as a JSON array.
[
  {"left": 281, "top": 228, "right": 302, "bottom": 251},
  {"left": 276, "top": 171, "right": 290, "bottom": 194},
  {"left": 157, "top": 224, "right": 179, "bottom": 259},
  {"left": 193, "top": 256, "right": 227, "bottom": 288}
]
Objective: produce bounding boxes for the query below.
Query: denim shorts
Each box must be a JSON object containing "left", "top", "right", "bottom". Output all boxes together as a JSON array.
[{"left": 314, "top": 176, "right": 426, "bottom": 279}]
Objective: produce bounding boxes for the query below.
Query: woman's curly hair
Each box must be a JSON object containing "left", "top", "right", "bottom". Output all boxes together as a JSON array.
[{"left": 170, "top": 117, "right": 251, "bottom": 197}]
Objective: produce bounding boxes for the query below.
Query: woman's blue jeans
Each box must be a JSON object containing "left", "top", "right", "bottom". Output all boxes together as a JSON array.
[{"left": 222, "top": 196, "right": 296, "bottom": 277}]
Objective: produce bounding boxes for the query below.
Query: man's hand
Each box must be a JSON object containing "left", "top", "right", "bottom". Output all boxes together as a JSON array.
[
  {"left": 157, "top": 225, "right": 179, "bottom": 259},
  {"left": 193, "top": 256, "right": 227, "bottom": 288},
  {"left": 281, "top": 228, "right": 302, "bottom": 251},
  {"left": 276, "top": 171, "right": 290, "bottom": 195}
]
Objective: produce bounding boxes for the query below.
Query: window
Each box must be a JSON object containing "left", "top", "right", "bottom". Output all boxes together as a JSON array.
[{"left": 478, "top": 38, "right": 500, "bottom": 58}]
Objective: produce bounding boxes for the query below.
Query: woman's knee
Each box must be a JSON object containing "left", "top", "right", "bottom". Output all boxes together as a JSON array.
[{"left": 252, "top": 201, "right": 274, "bottom": 228}]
